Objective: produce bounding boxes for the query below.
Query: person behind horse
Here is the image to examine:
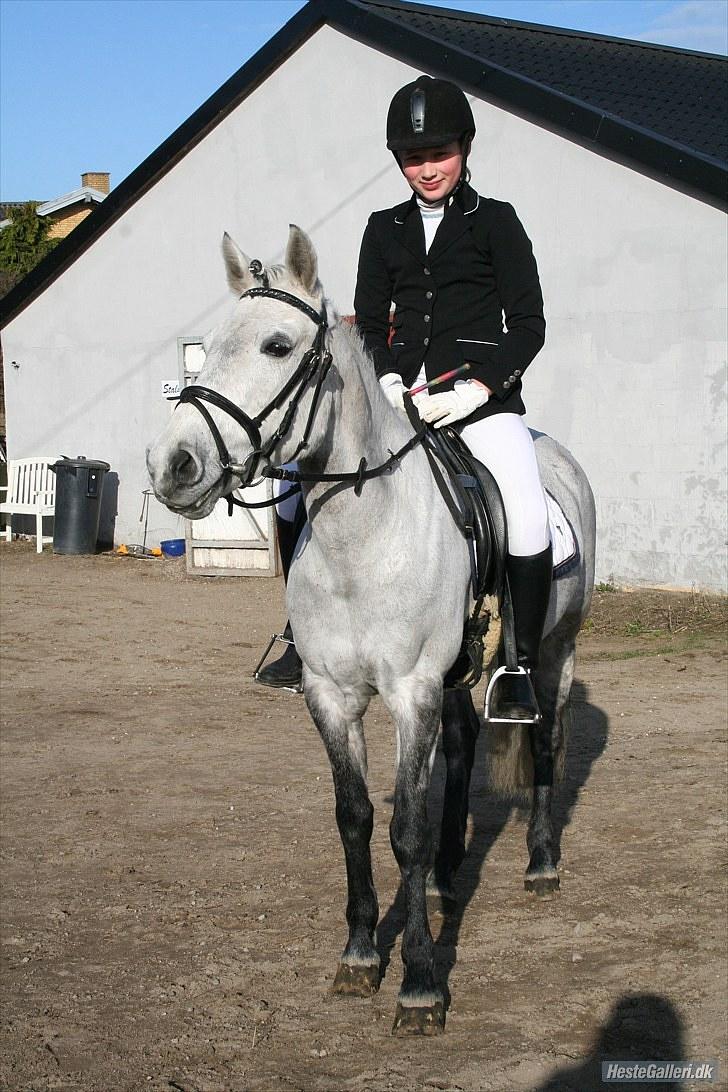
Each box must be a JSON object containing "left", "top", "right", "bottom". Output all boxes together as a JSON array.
[{"left": 256, "top": 75, "right": 552, "bottom": 721}]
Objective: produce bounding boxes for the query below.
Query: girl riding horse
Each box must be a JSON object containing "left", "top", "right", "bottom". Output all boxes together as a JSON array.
[{"left": 258, "top": 75, "right": 552, "bottom": 721}]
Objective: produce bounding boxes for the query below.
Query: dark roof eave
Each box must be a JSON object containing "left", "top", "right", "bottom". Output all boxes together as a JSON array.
[
  {"left": 337, "top": 0, "right": 728, "bottom": 201},
  {"left": 360, "top": 0, "right": 728, "bottom": 59}
]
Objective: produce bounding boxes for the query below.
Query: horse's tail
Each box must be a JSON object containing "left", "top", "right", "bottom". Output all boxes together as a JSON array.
[
  {"left": 487, "top": 723, "right": 533, "bottom": 798},
  {"left": 486, "top": 622, "right": 576, "bottom": 798},
  {"left": 486, "top": 706, "right": 570, "bottom": 798}
]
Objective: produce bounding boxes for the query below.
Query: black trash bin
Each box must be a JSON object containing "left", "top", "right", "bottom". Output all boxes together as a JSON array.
[{"left": 51, "top": 457, "right": 111, "bottom": 555}]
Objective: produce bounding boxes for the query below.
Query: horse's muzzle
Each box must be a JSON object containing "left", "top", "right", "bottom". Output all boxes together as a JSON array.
[{"left": 146, "top": 438, "right": 221, "bottom": 517}]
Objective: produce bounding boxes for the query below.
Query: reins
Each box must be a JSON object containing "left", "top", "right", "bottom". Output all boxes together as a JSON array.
[
  {"left": 264, "top": 425, "right": 426, "bottom": 498},
  {"left": 176, "top": 263, "right": 427, "bottom": 513}
]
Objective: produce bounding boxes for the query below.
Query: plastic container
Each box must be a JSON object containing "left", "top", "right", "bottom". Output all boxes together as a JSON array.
[
  {"left": 51, "top": 457, "right": 110, "bottom": 555},
  {"left": 160, "top": 538, "right": 186, "bottom": 557}
]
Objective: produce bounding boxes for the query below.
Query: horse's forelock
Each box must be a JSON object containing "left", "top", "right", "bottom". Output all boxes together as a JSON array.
[{"left": 266, "top": 263, "right": 287, "bottom": 284}]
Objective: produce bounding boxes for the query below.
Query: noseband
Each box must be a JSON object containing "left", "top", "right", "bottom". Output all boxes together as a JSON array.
[{"left": 177, "top": 266, "right": 331, "bottom": 497}]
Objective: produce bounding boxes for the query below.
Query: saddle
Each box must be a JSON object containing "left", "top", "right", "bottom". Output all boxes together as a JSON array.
[
  {"left": 424, "top": 424, "right": 506, "bottom": 601},
  {"left": 417, "top": 421, "right": 516, "bottom": 691}
]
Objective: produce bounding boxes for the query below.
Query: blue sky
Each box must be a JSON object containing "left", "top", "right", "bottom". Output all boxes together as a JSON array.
[{"left": 1, "top": 0, "right": 726, "bottom": 202}]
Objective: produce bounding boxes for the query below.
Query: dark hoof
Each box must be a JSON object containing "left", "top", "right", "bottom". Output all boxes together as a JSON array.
[
  {"left": 524, "top": 871, "right": 560, "bottom": 896},
  {"left": 392, "top": 1000, "right": 445, "bottom": 1036},
  {"left": 332, "top": 962, "right": 380, "bottom": 996}
]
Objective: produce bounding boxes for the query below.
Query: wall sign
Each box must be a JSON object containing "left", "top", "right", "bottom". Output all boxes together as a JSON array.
[{"left": 162, "top": 379, "right": 181, "bottom": 399}]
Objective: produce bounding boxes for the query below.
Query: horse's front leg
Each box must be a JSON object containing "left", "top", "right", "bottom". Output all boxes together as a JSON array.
[
  {"left": 305, "top": 679, "right": 380, "bottom": 996},
  {"left": 387, "top": 680, "right": 445, "bottom": 1035}
]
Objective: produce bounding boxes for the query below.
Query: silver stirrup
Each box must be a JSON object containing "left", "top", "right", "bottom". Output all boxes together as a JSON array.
[{"left": 484, "top": 665, "right": 541, "bottom": 725}]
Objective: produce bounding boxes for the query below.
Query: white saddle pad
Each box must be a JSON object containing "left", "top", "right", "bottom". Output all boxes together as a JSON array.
[{"left": 546, "top": 491, "right": 578, "bottom": 575}]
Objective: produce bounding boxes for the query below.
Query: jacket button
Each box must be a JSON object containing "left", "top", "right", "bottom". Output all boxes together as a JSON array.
[
  {"left": 424, "top": 314, "right": 431, "bottom": 322},
  {"left": 514, "top": 369, "right": 522, "bottom": 377},
  {"left": 503, "top": 380, "right": 511, "bottom": 388},
  {"left": 425, "top": 290, "right": 433, "bottom": 300},
  {"left": 424, "top": 267, "right": 431, "bottom": 275},
  {"left": 424, "top": 337, "right": 430, "bottom": 346}
]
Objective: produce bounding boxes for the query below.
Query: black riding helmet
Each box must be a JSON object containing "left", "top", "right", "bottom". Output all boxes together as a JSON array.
[{"left": 386, "top": 75, "right": 475, "bottom": 152}]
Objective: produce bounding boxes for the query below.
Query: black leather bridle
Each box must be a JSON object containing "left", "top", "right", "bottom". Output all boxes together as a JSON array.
[
  {"left": 176, "top": 261, "right": 427, "bottom": 512},
  {"left": 177, "top": 270, "right": 331, "bottom": 503}
]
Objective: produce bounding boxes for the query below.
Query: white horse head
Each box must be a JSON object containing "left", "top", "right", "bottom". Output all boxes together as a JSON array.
[{"left": 146, "top": 225, "right": 332, "bottom": 518}]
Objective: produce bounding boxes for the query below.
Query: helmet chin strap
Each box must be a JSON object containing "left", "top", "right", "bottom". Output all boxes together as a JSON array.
[
  {"left": 398, "top": 135, "right": 472, "bottom": 207},
  {"left": 415, "top": 172, "right": 467, "bottom": 207}
]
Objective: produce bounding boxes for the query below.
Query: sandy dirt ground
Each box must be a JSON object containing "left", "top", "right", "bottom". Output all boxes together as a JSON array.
[{"left": 1, "top": 540, "right": 726, "bottom": 1092}]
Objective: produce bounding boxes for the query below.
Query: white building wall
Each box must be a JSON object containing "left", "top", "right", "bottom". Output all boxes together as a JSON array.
[{"left": 2, "top": 25, "right": 726, "bottom": 588}]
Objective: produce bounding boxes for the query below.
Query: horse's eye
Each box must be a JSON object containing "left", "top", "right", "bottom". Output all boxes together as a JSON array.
[{"left": 262, "top": 338, "right": 292, "bottom": 358}]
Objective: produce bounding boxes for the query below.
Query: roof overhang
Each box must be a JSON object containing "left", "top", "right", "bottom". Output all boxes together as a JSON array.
[
  {"left": 336, "top": 0, "right": 727, "bottom": 201},
  {"left": 36, "top": 187, "right": 108, "bottom": 217}
]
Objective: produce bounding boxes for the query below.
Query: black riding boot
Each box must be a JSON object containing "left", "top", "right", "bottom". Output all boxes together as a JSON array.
[
  {"left": 255, "top": 501, "right": 306, "bottom": 690},
  {"left": 490, "top": 544, "right": 553, "bottom": 721}
]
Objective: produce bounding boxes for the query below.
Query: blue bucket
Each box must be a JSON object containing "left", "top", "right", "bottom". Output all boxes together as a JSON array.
[{"left": 160, "top": 538, "right": 185, "bottom": 558}]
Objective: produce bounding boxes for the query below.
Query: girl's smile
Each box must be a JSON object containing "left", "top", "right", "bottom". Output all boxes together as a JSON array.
[{"left": 401, "top": 141, "right": 463, "bottom": 202}]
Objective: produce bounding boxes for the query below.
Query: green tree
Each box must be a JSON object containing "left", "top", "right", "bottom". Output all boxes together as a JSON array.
[{"left": 0, "top": 203, "right": 59, "bottom": 298}]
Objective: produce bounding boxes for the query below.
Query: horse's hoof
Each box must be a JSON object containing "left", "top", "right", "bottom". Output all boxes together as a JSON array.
[
  {"left": 332, "top": 962, "right": 380, "bottom": 996},
  {"left": 392, "top": 1000, "right": 446, "bottom": 1036},
  {"left": 524, "top": 871, "right": 560, "bottom": 896}
]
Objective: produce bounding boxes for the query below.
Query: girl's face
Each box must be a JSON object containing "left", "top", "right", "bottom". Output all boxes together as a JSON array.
[{"left": 400, "top": 141, "right": 463, "bottom": 202}]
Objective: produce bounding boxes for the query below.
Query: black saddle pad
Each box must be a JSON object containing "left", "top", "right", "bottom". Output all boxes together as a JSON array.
[{"left": 424, "top": 425, "right": 507, "bottom": 600}]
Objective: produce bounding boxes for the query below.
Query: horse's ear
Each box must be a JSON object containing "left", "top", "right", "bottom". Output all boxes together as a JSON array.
[
  {"left": 222, "top": 233, "right": 254, "bottom": 296},
  {"left": 285, "top": 224, "right": 318, "bottom": 295}
]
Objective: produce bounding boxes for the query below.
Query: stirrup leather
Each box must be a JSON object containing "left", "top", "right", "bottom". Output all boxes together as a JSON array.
[
  {"left": 484, "top": 665, "right": 540, "bottom": 725},
  {"left": 253, "top": 631, "right": 303, "bottom": 693},
  {"left": 444, "top": 597, "right": 491, "bottom": 690}
]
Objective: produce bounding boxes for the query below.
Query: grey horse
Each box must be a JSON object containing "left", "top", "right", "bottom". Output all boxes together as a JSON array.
[{"left": 146, "top": 226, "right": 596, "bottom": 1035}]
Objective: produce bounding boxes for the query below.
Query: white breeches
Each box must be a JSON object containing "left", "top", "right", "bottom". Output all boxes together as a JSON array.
[
  {"left": 273, "top": 464, "right": 301, "bottom": 523},
  {"left": 275, "top": 417, "right": 549, "bottom": 555},
  {"left": 459, "top": 413, "right": 550, "bottom": 556}
]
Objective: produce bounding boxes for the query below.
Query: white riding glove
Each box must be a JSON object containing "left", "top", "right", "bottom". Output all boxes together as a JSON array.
[
  {"left": 379, "top": 372, "right": 407, "bottom": 412},
  {"left": 417, "top": 380, "right": 489, "bottom": 428}
]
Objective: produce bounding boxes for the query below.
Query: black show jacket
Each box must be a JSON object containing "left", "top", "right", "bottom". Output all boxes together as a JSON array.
[{"left": 354, "top": 183, "right": 545, "bottom": 421}]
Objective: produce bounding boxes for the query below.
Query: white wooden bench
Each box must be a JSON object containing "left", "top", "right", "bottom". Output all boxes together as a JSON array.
[{"left": 0, "top": 457, "right": 57, "bottom": 553}]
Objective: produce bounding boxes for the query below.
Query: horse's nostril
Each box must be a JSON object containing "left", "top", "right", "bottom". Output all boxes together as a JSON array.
[{"left": 171, "top": 446, "right": 201, "bottom": 485}]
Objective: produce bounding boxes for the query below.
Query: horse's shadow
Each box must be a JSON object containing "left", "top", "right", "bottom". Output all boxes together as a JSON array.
[{"left": 375, "top": 679, "right": 609, "bottom": 998}]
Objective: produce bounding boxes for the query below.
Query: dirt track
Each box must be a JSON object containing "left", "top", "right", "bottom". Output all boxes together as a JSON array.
[{"left": 1, "top": 541, "right": 726, "bottom": 1092}]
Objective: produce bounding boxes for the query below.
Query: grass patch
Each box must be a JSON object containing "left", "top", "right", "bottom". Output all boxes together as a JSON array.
[
  {"left": 578, "top": 629, "right": 723, "bottom": 662},
  {"left": 584, "top": 587, "right": 727, "bottom": 641},
  {"left": 623, "top": 620, "right": 663, "bottom": 638}
]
